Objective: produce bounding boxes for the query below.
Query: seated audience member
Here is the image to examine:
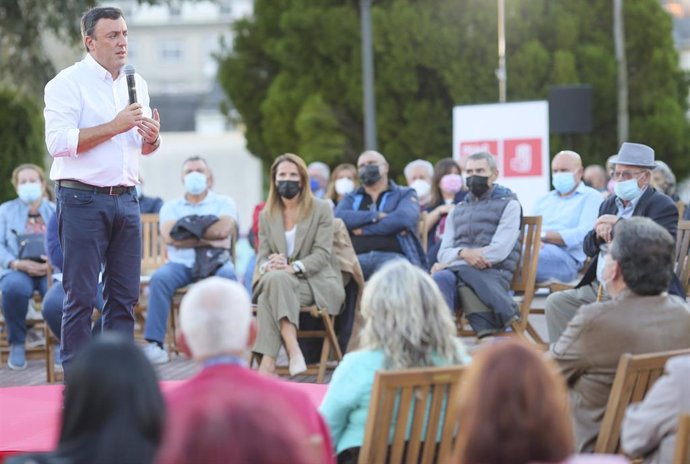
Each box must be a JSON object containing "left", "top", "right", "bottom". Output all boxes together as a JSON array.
[
  {"left": 424, "top": 158, "right": 466, "bottom": 268},
  {"left": 533, "top": 150, "right": 603, "bottom": 284},
  {"left": 156, "top": 392, "right": 319, "bottom": 464},
  {"left": 452, "top": 339, "right": 574, "bottom": 464},
  {"left": 7, "top": 334, "right": 165, "bottom": 464},
  {"left": 142, "top": 156, "right": 239, "bottom": 364},
  {"left": 651, "top": 160, "right": 679, "bottom": 201},
  {"left": 308, "top": 161, "right": 330, "bottom": 199},
  {"left": 0, "top": 164, "right": 54, "bottom": 370},
  {"left": 164, "top": 277, "right": 334, "bottom": 463},
  {"left": 404, "top": 159, "right": 434, "bottom": 208},
  {"left": 253, "top": 153, "right": 344, "bottom": 376},
  {"left": 136, "top": 175, "right": 163, "bottom": 214},
  {"left": 545, "top": 143, "right": 682, "bottom": 343},
  {"left": 551, "top": 217, "right": 690, "bottom": 452},
  {"left": 583, "top": 163, "right": 611, "bottom": 198},
  {"left": 621, "top": 354, "right": 690, "bottom": 464},
  {"left": 320, "top": 260, "right": 470, "bottom": 462},
  {"left": 42, "top": 212, "right": 104, "bottom": 367},
  {"left": 325, "top": 163, "right": 358, "bottom": 207},
  {"left": 335, "top": 150, "right": 426, "bottom": 279},
  {"left": 432, "top": 152, "right": 521, "bottom": 337}
]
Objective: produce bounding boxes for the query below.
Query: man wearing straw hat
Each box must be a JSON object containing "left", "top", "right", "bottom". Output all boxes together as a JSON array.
[{"left": 544, "top": 142, "right": 684, "bottom": 343}]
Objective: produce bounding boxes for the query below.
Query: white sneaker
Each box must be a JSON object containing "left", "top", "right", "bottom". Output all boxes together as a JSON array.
[{"left": 143, "top": 343, "right": 169, "bottom": 365}]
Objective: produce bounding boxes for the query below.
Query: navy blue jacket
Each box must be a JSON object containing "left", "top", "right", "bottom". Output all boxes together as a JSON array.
[{"left": 334, "top": 181, "right": 427, "bottom": 269}]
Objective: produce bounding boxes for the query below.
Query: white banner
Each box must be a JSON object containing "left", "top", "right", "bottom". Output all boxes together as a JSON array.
[{"left": 452, "top": 101, "right": 550, "bottom": 213}]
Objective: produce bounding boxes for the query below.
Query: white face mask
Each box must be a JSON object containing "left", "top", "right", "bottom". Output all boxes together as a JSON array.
[
  {"left": 334, "top": 177, "right": 355, "bottom": 196},
  {"left": 410, "top": 179, "right": 431, "bottom": 199}
]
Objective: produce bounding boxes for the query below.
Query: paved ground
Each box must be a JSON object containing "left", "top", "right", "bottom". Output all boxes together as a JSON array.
[{"left": 0, "top": 295, "right": 550, "bottom": 388}]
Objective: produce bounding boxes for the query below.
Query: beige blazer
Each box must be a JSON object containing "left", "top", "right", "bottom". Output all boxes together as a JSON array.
[
  {"left": 253, "top": 199, "right": 345, "bottom": 315},
  {"left": 551, "top": 290, "right": 690, "bottom": 452},
  {"left": 621, "top": 354, "right": 690, "bottom": 464}
]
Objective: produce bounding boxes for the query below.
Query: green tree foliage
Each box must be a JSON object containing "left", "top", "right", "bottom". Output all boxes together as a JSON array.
[
  {"left": 0, "top": 88, "right": 46, "bottom": 202},
  {"left": 218, "top": 0, "right": 690, "bottom": 177}
]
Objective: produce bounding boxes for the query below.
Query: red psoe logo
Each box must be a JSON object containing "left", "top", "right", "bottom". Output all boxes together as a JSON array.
[{"left": 503, "top": 138, "right": 542, "bottom": 176}]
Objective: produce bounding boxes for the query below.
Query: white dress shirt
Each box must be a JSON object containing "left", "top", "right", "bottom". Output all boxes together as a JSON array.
[{"left": 44, "top": 53, "right": 154, "bottom": 187}]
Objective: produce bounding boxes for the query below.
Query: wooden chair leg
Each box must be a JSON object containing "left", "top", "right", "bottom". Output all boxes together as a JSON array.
[
  {"left": 316, "top": 334, "right": 330, "bottom": 384},
  {"left": 526, "top": 321, "right": 547, "bottom": 346},
  {"left": 45, "top": 323, "right": 55, "bottom": 384}
]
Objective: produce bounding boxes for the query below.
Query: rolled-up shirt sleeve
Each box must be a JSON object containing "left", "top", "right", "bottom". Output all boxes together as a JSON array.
[{"left": 44, "top": 76, "right": 81, "bottom": 159}]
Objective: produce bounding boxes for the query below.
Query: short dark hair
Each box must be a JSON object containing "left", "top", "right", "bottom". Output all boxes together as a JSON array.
[
  {"left": 81, "top": 7, "right": 123, "bottom": 52},
  {"left": 610, "top": 217, "right": 675, "bottom": 295},
  {"left": 59, "top": 333, "right": 165, "bottom": 463}
]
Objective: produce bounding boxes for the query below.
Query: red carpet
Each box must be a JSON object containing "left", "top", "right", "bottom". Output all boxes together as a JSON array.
[{"left": 0, "top": 381, "right": 327, "bottom": 462}]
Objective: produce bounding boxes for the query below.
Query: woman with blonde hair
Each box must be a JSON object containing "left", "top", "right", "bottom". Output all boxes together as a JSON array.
[
  {"left": 0, "top": 163, "right": 55, "bottom": 370},
  {"left": 320, "top": 259, "right": 470, "bottom": 462},
  {"left": 452, "top": 339, "right": 573, "bottom": 464},
  {"left": 325, "top": 163, "right": 358, "bottom": 207},
  {"left": 253, "top": 153, "right": 345, "bottom": 376}
]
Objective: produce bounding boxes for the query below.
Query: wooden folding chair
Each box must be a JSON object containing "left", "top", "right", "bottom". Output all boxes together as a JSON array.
[
  {"left": 595, "top": 348, "right": 690, "bottom": 454},
  {"left": 674, "top": 220, "right": 690, "bottom": 295},
  {"left": 418, "top": 211, "right": 429, "bottom": 254},
  {"left": 456, "top": 216, "right": 542, "bottom": 343},
  {"left": 674, "top": 413, "right": 690, "bottom": 464},
  {"left": 358, "top": 365, "right": 465, "bottom": 464},
  {"left": 677, "top": 201, "right": 686, "bottom": 222}
]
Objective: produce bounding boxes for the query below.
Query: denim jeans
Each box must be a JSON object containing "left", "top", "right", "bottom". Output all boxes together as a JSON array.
[
  {"left": 143, "top": 261, "right": 237, "bottom": 345},
  {"left": 0, "top": 270, "right": 47, "bottom": 344},
  {"left": 57, "top": 186, "right": 141, "bottom": 372},
  {"left": 42, "top": 280, "right": 104, "bottom": 340},
  {"left": 357, "top": 251, "right": 405, "bottom": 281},
  {"left": 535, "top": 244, "right": 580, "bottom": 284}
]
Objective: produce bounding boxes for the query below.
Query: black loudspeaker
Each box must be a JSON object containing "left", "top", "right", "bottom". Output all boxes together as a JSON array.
[{"left": 549, "top": 85, "right": 593, "bottom": 134}]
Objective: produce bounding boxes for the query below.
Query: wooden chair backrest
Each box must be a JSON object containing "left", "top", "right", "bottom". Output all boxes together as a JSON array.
[
  {"left": 596, "top": 348, "right": 690, "bottom": 454},
  {"left": 677, "top": 201, "right": 686, "bottom": 221},
  {"left": 675, "top": 220, "right": 690, "bottom": 294},
  {"left": 358, "top": 365, "right": 465, "bottom": 464},
  {"left": 141, "top": 213, "right": 165, "bottom": 275},
  {"left": 511, "top": 215, "right": 542, "bottom": 330},
  {"left": 673, "top": 413, "right": 690, "bottom": 464},
  {"left": 418, "top": 211, "right": 429, "bottom": 254}
]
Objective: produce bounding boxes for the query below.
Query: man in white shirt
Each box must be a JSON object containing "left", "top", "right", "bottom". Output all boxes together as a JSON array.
[{"left": 43, "top": 6, "right": 161, "bottom": 376}]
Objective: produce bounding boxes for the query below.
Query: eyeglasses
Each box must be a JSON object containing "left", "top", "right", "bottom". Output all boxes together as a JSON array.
[{"left": 610, "top": 169, "right": 647, "bottom": 181}]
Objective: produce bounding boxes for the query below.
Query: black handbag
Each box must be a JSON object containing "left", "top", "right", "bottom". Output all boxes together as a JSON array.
[{"left": 14, "top": 232, "right": 46, "bottom": 262}]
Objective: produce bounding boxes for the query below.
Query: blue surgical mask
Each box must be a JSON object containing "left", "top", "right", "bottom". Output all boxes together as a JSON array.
[
  {"left": 310, "top": 178, "right": 320, "bottom": 192},
  {"left": 184, "top": 172, "right": 208, "bottom": 195},
  {"left": 614, "top": 178, "right": 642, "bottom": 201},
  {"left": 17, "top": 182, "right": 42, "bottom": 204},
  {"left": 552, "top": 172, "right": 577, "bottom": 195}
]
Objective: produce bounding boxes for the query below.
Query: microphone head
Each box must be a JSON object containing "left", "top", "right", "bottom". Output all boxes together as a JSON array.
[{"left": 123, "top": 64, "right": 136, "bottom": 76}]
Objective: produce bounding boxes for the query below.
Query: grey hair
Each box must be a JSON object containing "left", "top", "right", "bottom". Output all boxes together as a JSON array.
[
  {"left": 404, "top": 159, "right": 434, "bottom": 180},
  {"left": 81, "top": 7, "right": 123, "bottom": 52},
  {"left": 467, "top": 152, "right": 498, "bottom": 173},
  {"left": 359, "top": 260, "right": 466, "bottom": 370},
  {"left": 652, "top": 160, "right": 677, "bottom": 196},
  {"left": 610, "top": 217, "right": 675, "bottom": 296},
  {"left": 307, "top": 161, "right": 330, "bottom": 179}
]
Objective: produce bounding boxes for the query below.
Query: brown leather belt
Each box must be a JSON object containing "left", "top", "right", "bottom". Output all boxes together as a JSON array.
[{"left": 57, "top": 180, "right": 134, "bottom": 196}]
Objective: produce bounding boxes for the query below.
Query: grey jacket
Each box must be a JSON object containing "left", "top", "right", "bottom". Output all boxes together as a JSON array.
[
  {"left": 622, "top": 354, "right": 690, "bottom": 464},
  {"left": 551, "top": 290, "right": 690, "bottom": 452}
]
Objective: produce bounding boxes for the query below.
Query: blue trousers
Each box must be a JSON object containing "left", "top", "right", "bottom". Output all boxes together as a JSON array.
[
  {"left": 357, "top": 251, "right": 405, "bottom": 281},
  {"left": 42, "top": 280, "right": 104, "bottom": 340},
  {"left": 57, "top": 186, "right": 141, "bottom": 371},
  {"left": 535, "top": 244, "right": 581, "bottom": 284},
  {"left": 0, "top": 271, "right": 47, "bottom": 344},
  {"left": 143, "top": 261, "right": 237, "bottom": 345}
]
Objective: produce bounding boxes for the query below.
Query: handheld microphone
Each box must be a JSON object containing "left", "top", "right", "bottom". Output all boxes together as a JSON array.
[{"left": 123, "top": 64, "right": 137, "bottom": 104}]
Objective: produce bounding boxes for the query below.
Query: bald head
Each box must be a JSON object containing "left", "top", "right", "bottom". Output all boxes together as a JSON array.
[
  {"left": 179, "top": 277, "right": 252, "bottom": 360},
  {"left": 552, "top": 150, "right": 582, "bottom": 169},
  {"left": 551, "top": 150, "right": 584, "bottom": 195},
  {"left": 584, "top": 164, "right": 607, "bottom": 190}
]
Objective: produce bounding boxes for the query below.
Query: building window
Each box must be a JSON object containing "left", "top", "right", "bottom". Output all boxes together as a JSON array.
[{"left": 158, "top": 39, "right": 184, "bottom": 63}]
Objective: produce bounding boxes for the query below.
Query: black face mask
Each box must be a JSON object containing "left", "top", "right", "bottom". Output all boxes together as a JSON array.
[
  {"left": 359, "top": 164, "right": 382, "bottom": 186},
  {"left": 277, "top": 180, "right": 301, "bottom": 199},
  {"left": 466, "top": 175, "right": 490, "bottom": 197}
]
